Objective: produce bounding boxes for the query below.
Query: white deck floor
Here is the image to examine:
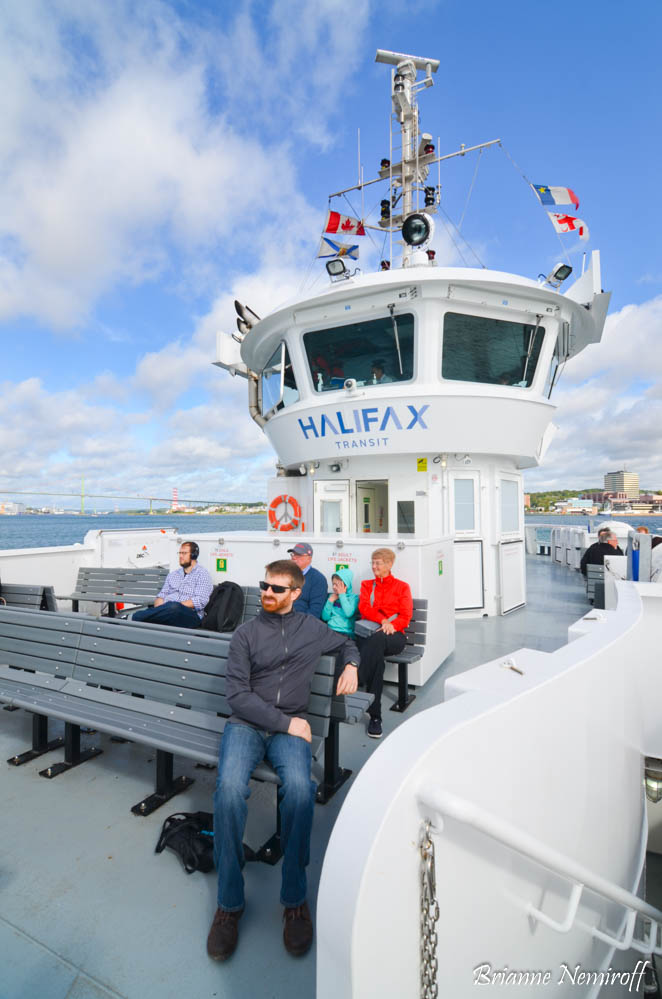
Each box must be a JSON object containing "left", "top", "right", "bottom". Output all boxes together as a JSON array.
[{"left": 0, "top": 556, "right": 590, "bottom": 999}]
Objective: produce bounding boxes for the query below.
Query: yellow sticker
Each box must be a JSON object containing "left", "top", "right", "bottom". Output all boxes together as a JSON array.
[
  {"left": 216, "top": 558, "right": 228, "bottom": 572},
  {"left": 417, "top": 458, "right": 428, "bottom": 472}
]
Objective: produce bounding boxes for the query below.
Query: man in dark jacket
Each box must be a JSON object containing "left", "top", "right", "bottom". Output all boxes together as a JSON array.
[
  {"left": 288, "top": 541, "right": 327, "bottom": 617},
  {"left": 207, "top": 559, "right": 359, "bottom": 963},
  {"left": 580, "top": 528, "right": 624, "bottom": 576}
]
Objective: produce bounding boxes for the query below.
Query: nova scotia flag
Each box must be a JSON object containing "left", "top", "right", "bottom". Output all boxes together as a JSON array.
[{"left": 317, "top": 236, "right": 359, "bottom": 259}]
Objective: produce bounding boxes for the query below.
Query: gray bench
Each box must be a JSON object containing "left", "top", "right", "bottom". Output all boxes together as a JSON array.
[
  {"left": 0, "top": 609, "right": 370, "bottom": 853},
  {"left": 384, "top": 598, "right": 427, "bottom": 713},
  {"left": 586, "top": 564, "right": 605, "bottom": 608},
  {"left": 0, "top": 583, "right": 57, "bottom": 612},
  {"left": 67, "top": 566, "right": 169, "bottom": 617}
]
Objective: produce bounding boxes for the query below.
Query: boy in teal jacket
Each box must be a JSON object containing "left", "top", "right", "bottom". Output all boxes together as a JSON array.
[{"left": 321, "top": 567, "right": 358, "bottom": 636}]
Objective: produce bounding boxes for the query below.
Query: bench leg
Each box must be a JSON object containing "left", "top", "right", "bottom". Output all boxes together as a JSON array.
[
  {"left": 39, "top": 722, "right": 103, "bottom": 778},
  {"left": 316, "top": 722, "right": 352, "bottom": 804},
  {"left": 131, "top": 750, "right": 194, "bottom": 816},
  {"left": 7, "top": 713, "right": 65, "bottom": 766},
  {"left": 389, "top": 662, "right": 416, "bottom": 713},
  {"left": 252, "top": 804, "right": 283, "bottom": 866}
]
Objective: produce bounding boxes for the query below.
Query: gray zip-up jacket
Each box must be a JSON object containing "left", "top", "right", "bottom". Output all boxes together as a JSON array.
[{"left": 226, "top": 608, "right": 360, "bottom": 733}]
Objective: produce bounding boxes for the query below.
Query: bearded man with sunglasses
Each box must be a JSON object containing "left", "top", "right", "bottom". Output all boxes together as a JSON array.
[{"left": 207, "top": 559, "right": 360, "bottom": 963}]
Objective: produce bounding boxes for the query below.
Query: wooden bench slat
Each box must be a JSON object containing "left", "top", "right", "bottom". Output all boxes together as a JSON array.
[
  {"left": 71, "top": 664, "right": 230, "bottom": 714},
  {"left": 78, "top": 635, "right": 224, "bottom": 673},
  {"left": 0, "top": 608, "right": 83, "bottom": 632},
  {"left": 75, "top": 652, "right": 227, "bottom": 696}
]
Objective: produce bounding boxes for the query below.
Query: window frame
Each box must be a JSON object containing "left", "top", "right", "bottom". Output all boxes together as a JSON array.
[
  {"left": 441, "top": 309, "right": 546, "bottom": 390},
  {"left": 302, "top": 311, "right": 417, "bottom": 394},
  {"left": 259, "top": 340, "right": 299, "bottom": 419}
]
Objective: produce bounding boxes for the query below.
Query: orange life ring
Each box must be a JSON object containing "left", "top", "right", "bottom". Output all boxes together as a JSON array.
[{"left": 268, "top": 494, "right": 302, "bottom": 532}]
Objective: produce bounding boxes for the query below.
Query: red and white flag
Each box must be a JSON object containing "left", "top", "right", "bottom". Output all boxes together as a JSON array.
[
  {"left": 547, "top": 211, "right": 590, "bottom": 242},
  {"left": 324, "top": 210, "right": 366, "bottom": 236}
]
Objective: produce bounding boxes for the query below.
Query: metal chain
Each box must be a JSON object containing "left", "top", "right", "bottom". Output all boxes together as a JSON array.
[{"left": 420, "top": 819, "right": 440, "bottom": 999}]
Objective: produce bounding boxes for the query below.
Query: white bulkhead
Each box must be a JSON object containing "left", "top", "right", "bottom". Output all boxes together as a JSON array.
[{"left": 217, "top": 254, "right": 608, "bottom": 618}]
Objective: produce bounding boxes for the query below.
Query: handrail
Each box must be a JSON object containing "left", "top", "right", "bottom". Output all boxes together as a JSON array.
[{"left": 417, "top": 787, "right": 662, "bottom": 954}]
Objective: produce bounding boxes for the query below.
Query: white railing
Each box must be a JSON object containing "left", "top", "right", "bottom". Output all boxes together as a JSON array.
[{"left": 418, "top": 787, "right": 662, "bottom": 955}]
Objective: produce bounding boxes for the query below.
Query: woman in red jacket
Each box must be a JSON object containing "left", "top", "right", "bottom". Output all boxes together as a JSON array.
[{"left": 357, "top": 548, "right": 413, "bottom": 739}]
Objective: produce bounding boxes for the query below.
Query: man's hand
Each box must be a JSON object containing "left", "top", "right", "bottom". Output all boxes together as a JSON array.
[
  {"left": 153, "top": 597, "right": 164, "bottom": 607},
  {"left": 336, "top": 664, "right": 358, "bottom": 695},
  {"left": 180, "top": 599, "right": 195, "bottom": 608},
  {"left": 288, "top": 717, "right": 312, "bottom": 743},
  {"left": 380, "top": 619, "right": 396, "bottom": 635}
]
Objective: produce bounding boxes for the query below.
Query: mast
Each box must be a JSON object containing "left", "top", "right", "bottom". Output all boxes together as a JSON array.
[
  {"left": 328, "top": 50, "right": 499, "bottom": 270},
  {"left": 375, "top": 50, "right": 439, "bottom": 266}
]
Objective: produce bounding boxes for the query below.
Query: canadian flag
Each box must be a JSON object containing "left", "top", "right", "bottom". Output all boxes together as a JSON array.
[
  {"left": 547, "top": 211, "right": 590, "bottom": 242},
  {"left": 324, "top": 210, "right": 366, "bottom": 236}
]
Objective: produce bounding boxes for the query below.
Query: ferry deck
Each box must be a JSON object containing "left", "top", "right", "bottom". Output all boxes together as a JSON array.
[{"left": 0, "top": 554, "right": 592, "bottom": 999}]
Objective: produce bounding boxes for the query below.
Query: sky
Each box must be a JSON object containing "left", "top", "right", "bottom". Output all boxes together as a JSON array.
[{"left": 1, "top": 0, "right": 661, "bottom": 510}]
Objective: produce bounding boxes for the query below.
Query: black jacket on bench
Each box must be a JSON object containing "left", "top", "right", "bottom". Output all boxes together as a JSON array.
[{"left": 226, "top": 609, "right": 359, "bottom": 734}]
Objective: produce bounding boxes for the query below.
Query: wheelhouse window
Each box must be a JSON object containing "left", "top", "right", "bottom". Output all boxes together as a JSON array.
[
  {"left": 260, "top": 342, "right": 299, "bottom": 418},
  {"left": 442, "top": 312, "right": 545, "bottom": 387},
  {"left": 303, "top": 314, "right": 415, "bottom": 392}
]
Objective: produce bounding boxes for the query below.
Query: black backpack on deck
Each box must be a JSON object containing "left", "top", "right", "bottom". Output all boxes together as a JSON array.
[
  {"left": 199, "top": 581, "right": 244, "bottom": 632},
  {"left": 155, "top": 811, "right": 214, "bottom": 874}
]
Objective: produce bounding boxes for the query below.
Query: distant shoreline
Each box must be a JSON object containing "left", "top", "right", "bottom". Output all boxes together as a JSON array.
[{"left": 525, "top": 512, "right": 662, "bottom": 517}]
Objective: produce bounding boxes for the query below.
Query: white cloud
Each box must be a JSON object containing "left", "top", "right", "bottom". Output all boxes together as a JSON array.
[
  {"left": 0, "top": 0, "right": 361, "bottom": 328},
  {"left": 525, "top": 296, "right": 662, "bottom": 490}
]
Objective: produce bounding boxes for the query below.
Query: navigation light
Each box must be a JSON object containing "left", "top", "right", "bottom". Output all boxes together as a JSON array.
[{"left": 402, "top": 213, "right": 434, "bottom": 247}]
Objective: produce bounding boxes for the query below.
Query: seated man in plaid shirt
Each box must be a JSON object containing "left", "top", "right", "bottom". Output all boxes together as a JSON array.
[{"left": 133, "top": 541, "right": 213, "bottom": 629}]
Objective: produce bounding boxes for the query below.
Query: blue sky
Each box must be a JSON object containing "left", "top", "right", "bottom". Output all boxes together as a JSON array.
[{"left": 1, "top": 0, "right": 661, "bottom": 510}]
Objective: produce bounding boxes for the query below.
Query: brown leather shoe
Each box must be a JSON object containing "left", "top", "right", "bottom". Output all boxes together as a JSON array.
[
  {"left": 207, "top": 907, "right": 243, "bottom": 961},
  {"left": 283, "top": 901, "right": 313, "bottom": 956}
]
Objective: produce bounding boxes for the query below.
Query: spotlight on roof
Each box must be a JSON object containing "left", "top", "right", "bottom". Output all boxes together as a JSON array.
[
  {"left": 402, "top": 212, "right": 434, "bottom": 247},
  {"left": 234, "top": 300, "right": 261, "bottom": 339},
  {"left": 543, "top": 262, "right": 573, "bottom": 289},
  {"left": 326, "top": 258, "right": 349, "bottom": 281}
]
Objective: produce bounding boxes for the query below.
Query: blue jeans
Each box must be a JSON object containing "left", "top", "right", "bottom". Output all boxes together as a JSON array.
[
  {"left": 132, "top": 601, "right": 200, "bottom": 628},
  {"left": 213, "top": 722, "right": 316, "bottom": 911}
]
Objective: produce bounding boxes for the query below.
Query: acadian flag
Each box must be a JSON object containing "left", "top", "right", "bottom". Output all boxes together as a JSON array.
[
  {"left": 324, "top": 210, "right": 366, "bottom": 236},
  {"left": 547, "top": 211, "right": 590, "bottom": 242},
  {"left": 532, "top": 184, "right": 579, "bottom": 210},
  {"left": 317, "top": 236, "right": 359, "bottom": 260}
]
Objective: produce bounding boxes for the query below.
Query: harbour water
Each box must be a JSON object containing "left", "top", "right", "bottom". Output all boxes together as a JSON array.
[
  {"left": 525, "top": 512, "right": 662, "bottom": 534},
  {"left": 0, "top": 513, "right": 267, "bottom": 551},
  {"left": 0, "top": 512, "right": 659, "bottom": 553}
]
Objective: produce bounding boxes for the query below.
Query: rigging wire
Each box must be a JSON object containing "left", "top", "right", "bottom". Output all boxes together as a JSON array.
[
  {"left": 499, "top": 143, "right": 571, "bottom": 265},
  {"left": 438, "top": 205, "right": 485, "bottom": 268},
  {"left": 457, "top": 148, "right": 483, "bottom": 232}
]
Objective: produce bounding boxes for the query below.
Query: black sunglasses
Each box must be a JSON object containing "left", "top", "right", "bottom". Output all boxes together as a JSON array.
[{"left": 259, "top": 580, "right": 298, "bottom": 594}]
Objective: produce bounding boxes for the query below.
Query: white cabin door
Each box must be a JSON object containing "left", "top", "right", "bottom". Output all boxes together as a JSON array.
[
  {"left": 499, "top": 540, "right": 525, "bottom": 613},
  {"left": 313, "top": 480, "right": 350, "bottom": 534},
  {"left": 356, "top": 480, "right": 389, "bottom": 534}
]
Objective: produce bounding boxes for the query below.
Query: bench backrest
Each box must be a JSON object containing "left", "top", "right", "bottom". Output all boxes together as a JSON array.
[
  {"left": 0, "top": 607, "right": 83, "bottom": 676},
  {"left": 74, "top": 566, "right": 168, "bottom": 598},
  {"left": 0, "top": 583, "right": 57, "bottom": 611},
  {"left": 70, "top": 616, "right": 335, "bottom": 740},
  {"left": 239, "top": 586, "right": 426, "bottom": 650},
  {"left": 241, "top": 585, "right": 262, "bottom": 624},
  {"left": 403, "top": 598, "right": 427, "bottom": 649}
]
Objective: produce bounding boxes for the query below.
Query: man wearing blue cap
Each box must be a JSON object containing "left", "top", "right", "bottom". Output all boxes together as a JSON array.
[{"left": 288, "top": 542, "right": 327, "bottom": 618}]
